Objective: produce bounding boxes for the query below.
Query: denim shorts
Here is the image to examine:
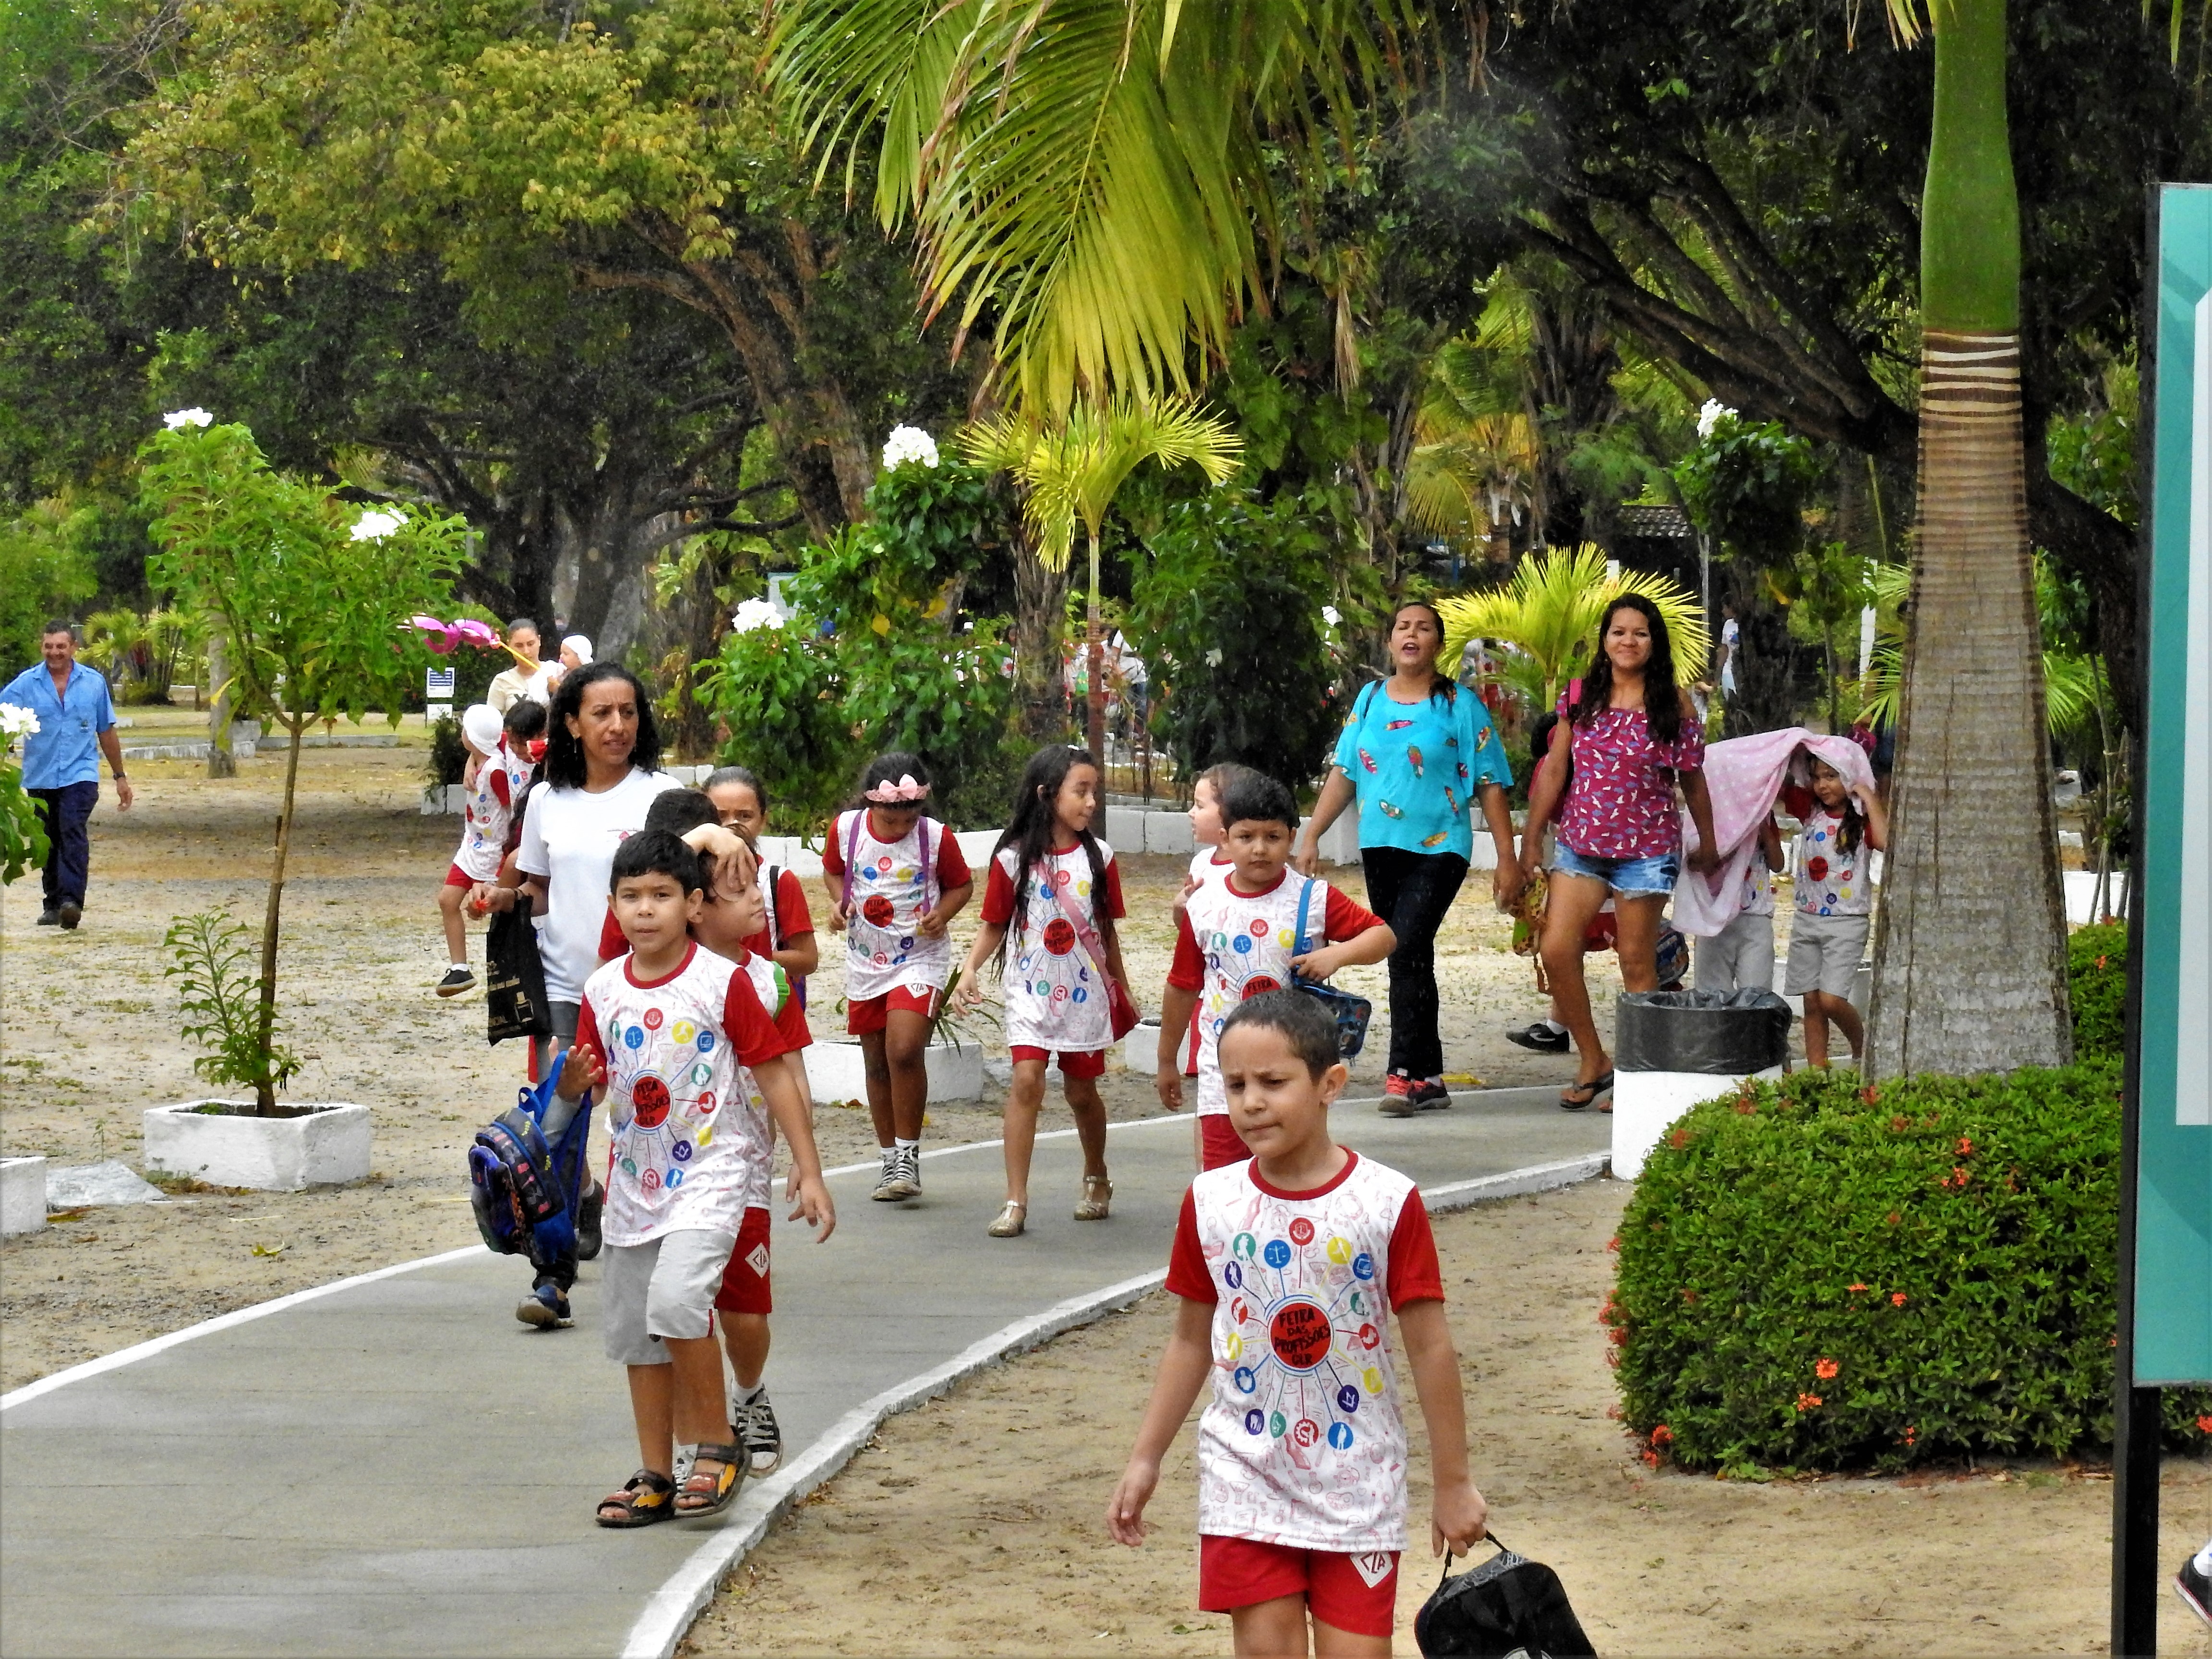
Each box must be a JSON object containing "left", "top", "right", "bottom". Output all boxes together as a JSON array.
[{"left": 1552, "top": 844, "right": 1681, "bottom": 898}]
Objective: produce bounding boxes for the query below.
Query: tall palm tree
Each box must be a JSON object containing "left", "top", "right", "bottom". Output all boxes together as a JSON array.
[{"left": 961, "top": 395, "right": 1241, "bottom": 758}]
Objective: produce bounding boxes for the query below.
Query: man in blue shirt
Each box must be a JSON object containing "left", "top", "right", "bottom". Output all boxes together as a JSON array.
[{"left": 3, "top": 621, "right": 134, "bottom": 927}]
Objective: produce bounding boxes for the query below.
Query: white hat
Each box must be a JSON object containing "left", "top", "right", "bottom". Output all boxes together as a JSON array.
[
  {"left": 460, "top": 703, "right": 503, "bottom": 756},
  {"left": 562, "top": 634, "right": 594, "bottom": 666}
]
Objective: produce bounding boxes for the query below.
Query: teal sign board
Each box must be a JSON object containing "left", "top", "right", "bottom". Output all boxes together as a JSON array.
[{"left": 2136, "top": 183, "right": 2212, "bottom": 1385}]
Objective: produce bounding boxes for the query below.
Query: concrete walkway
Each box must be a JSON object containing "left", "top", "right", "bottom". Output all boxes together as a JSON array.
[{"left": 0, "top": 1092, "right": 1607, "bottom": 1659}]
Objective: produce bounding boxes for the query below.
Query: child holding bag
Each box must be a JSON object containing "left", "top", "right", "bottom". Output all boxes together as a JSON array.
[{"left": 955, "top": 745, "right": 1134, "bottom": 1238}]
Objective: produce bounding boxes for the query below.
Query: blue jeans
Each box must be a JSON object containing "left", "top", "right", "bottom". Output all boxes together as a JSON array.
[
  {"left": 31, "top": 781, "right": 97, "bottom": 909},
  {"left": 1552, "top": 843, "right": 1680, "bottom": 899}
]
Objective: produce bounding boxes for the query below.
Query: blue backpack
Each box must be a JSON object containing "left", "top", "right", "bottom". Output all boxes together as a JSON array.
[{"left": 468, "top": 1053, "right": 594, "bottom": 1261}]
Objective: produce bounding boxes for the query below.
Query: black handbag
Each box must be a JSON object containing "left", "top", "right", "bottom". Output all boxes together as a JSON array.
[
  {"left": 1414, "top": 1534, "right": 1596, "bottom": 1658},
  {"left": 1290, "top": 877, "right": 1374, "bottom": 1059},
  {"left": 485, "top": 902, "right": 553, "bottom": 1045}
]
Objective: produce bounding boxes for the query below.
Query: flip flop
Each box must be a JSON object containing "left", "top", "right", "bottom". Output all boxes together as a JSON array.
[{"left": 1559, "top": 1070, "right": 1615, "bottom": 1111}]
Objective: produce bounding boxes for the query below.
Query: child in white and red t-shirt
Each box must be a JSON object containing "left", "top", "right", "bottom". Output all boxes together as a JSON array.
[
  {"left": 1157, "top": 772, "right": 1393, "bottom": 1171},
  {"left": 1109, "top": 990, "right": 1488, "bottom": 1649},
  {"left": 955, "top": 744, "right": 1132, "bottom": 1238},
  {"left": 1171, "top": 762, "right": 1256, "bottom": 1083},
  {"left": 819, "top": 752, "right": 974, "bottom": 1203}
]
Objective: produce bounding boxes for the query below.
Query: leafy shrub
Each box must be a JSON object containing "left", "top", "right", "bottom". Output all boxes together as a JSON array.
[
  {"left": 424, "top": 712, "right": 468, "bottom": 790},
  {"left": 1607, "top": 1063, "right": 2212, "bottom": 1474},
  {"left": 2066, "top": 922, "right": 2127, "bottom": 1063},
  {"left": 696, "top": 620, "right": 853, "bottom": 829},
  {"left": 164, "top": 911, "right": 301, "bottom": 1099}
]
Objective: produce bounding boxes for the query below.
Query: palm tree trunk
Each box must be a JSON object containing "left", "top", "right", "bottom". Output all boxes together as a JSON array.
[
  {"left": 1865, "top": 0, "right": 2071, "bottom": 1078},
  {"left": 254, "top": 717, "right": 305, "bottom": 1114},
  {"left": 1086, "top": 530, "right": 1106, "bottom": 762},
  {"left": 1012, "top": 534, "right": 1069, "bottom": 740}
]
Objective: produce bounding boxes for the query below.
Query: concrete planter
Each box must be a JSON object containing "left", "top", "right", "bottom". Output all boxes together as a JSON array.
[
  {"left": 1120, "top": 1020, "right": 1165, "bottom": 1072},
  {"left": 1611, "top": 1066, "right": 1786, "bottom": 1180},
  {"left": 1, "top": 1157, "right": 47, "bottom": 1235},
  {"left": 143, "top": 1101, "right": 373, "bottom": 1191},
  {"left": 803, "top": 1041, "right": 985, "bottom": 1105}
]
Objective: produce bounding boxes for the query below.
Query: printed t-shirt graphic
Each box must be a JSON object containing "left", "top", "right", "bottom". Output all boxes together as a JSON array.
[
  {"left": 1793, "top": 806, "right": 1871, "bottom": 915},
  {"left": 1169, "top": 874, "right": 1383, "bottom": 1116},
  {"left": 822, "top": 810, "right": 973, "bottom": 1000},
  {"left": 1553, "top": 700, "right": 1705, "bottom": 860},
  {"left": 1165, "top": 1152, "right": 1444, "bottom": 1552},
  {"left": 455, "top": 753, "right": 517, "bottom": 882},
  {"left": 725, "top": 948, "right": 795, "bottom": 1212},
  {"left": 1330, "top": 683, "right": 1514, "bottom": 859},
  {"left": 576, "top": 940, "right": 791, "bottom": 1246},
  {"left": 979, "top": 840, "right": 1127, "bottom": 1052}
]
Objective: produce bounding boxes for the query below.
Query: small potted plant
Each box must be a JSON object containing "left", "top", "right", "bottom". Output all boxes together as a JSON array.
[{"left": 136, "top": 412, "right": 467, "bottom": 1189}]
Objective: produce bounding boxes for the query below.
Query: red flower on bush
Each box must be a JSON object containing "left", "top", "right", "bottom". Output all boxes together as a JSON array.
[
  {"left": 2097, "top": 955, "right": 2108, "bottom": 971},
  {"left": 1891, "top": 1291, "right": 1908, "bottom": 1307},
  {"left": 1815, "top": 1358, "right": 1839, "bottom": 1380},
  {"left": 1681, "top": 1288, "right": 1699, "bottom": 1304},
  {"left": 1667, "top": 1127, "right": 1693, "bottom": 1150},
  {"left": 1956, "top": 1135, "right": 1974, "bottom": 1156},
  {"left": 1861, "top": 1085, "right": 1880, "bottom": 1106},
  {"left": 1885, "top": 1212, "right": 1901, "bottom": 1226},
  {"left": 1606, "top": 1236, "right": 1620, "bottom": 1252},
  {"left": 1848, "top": 1282, "right": 1868, "bottom": 1293},
  {"left": 1901, "top": 1426, "right": 1918, "bottom": 1447},
  {"left": 1890, "top": 1116, "right": 1910, "bottom": 1132},
  {"left": 1795, "top": 1393, "right": 1824, "bottom": 1411},
  {"left": 2198, "top": 1415, "right": 2212, "bottom": 1435},
  {"left": 1650, "top": 1424, "right": 1674, "bottom": 1447},
  {"left": 1807, "top": 855, "right": 1830, "bottom": 882}
]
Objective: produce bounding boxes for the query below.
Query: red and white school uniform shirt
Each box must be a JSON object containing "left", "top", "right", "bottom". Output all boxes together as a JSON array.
[
  {"left": 1793, "top": 806, "right": 1873, "bottom": 916},
  {"left": 1166, "top": 1152, "right": 1444, "bottom": 1552},
  {"left": 577, "top": 942, "right": 791, "bottom": 1247},
  {"left": 1170, "top": 875, "right": 1384, "bottom": 1116},
  {"left": 821, "top": 811, "right": 972, "bottom": 1002},
  {"left": 728, "top": 947, "right": 798, "bottom": 1213},
  {"left": 1178, "top": 848, "right": 1234, "bottom": 1071},
  {"left": 454, "top": 749, "right": 522, "bottom": 881},
  {"left": 979, "top": 840, "right": 1127, "bottom": 1053}
]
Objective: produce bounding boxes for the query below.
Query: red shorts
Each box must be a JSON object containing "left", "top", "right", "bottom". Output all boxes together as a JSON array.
[
  {"left": 1198, "top": 1536, "right": 1399, "bottom": 1636},
  {"left": 1199, "top": 1113, "right": 1250, "bottom": 1170},
  {"left": 1009, "top": 1045, "right": 1108, "bottom": 1079},
  {"left": 444, "top": 862, "right": 476, "bottom": 889},
  {"left": 713, "top": 1206, "right": 771, "bottom": 1315},
  {"left": 846, "top": 985, "right": 938, "bottom": 1035}
]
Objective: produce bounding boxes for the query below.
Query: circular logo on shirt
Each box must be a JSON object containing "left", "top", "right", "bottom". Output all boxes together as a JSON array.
[
  {"left": 696, "top": 1091, "right": 715, "bottom": 1113},
  {"left": 671, "top": 1020, "right": 696, "bottom": 1045},
  {"left": 1326, "top": 1237, "right": 1353, "bottom": 1265},
  {"left": 1231, "top": 1233, "right": 1258, "bottom": 1262},
  {"left": 1250, "top": 918, "right": 1270, "bottom": 937},
  {"left": 1351, "top": 1252, "right": 1375, "bottom": 1281},
  {"left": 1327, "top": 1422, "right": 1355, "bottom": 1450},
  {"left": 1262, "top": 1238, "right": 1292, "bottom": 1270},
  {"left": 1234, "top": 1366, "right": 1257, "bottom": 1394},
  {"left": 1241, "top": 975, "right": 1281, "bottom": 1000},
  {"left": 1807, "top": 855, "right": 1830, "bottom": 882},
  {"left": 1222, "top": 1262, "right": 1243, "bottom": 1290},
  {"left": 1071, "top": 986, "right": 1088, "bottom": 1004},
  {"left": 624, "top": 1025, "right": 645, "bottom": 1050},
  {"left": 1269, "top": 1297, "right": 1332, "bottom": 1371},
  {"left": 862, "top": 895, "right": 896, "bottom": 928},
  {"left": 643, "top": 1008, "right": 664, "bottom": 1031},
  {"left": 1291, "top": 1418, "right": 1322, "bottom": 1449},
  {"left": 692, "top": 1062, "right": 713, "bottom": 1086},
  {"left": 641, "top": 1166, "right": 661, "bottom": 1191},
  {"left": 1356, "top": 1322, "right": 1381, "bottom": 1350},
  {"left": 1287, "top": 1217, "right": 1315, "bottom": 1246},
  {"left": 876, "top": 855, "right": 894, "bottom": 873},
  {"left": 1244, "top": 1409, "right": 1266, "bottom": 1435},
  {"left": 1336, "top": 1384, "right": 1360, "bottom": 1413},
  {"left": 671, "top": 1140, "right": 692, "bottom": 1163},
  {"left": 632, "top": 1075, "right": 672, "bottom": 1128},
  {"left": 1042, "top": 917, "right": 1077, "bottom": 955},
  {"left": 1232, "top": 935, "right": 1252, "bottom": 955}
]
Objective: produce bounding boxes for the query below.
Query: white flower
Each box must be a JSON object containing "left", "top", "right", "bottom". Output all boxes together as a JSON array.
[
  {"left": 1696, "top": 399, "right": 1736, "bottom": 439},
  {"left": 1204, "top": 647, "right": 1224, "bottom": 668},
  {"left": 0, "top": 703, "right": 40, "bottom": 739},
  {"left": 349, "top": 507, "right": 406, "bottom": 541},
  {"left": 731, "top": 596, "right": 784, "bottom": 633},
  {"left": 880, "top": 424, "right": 940, "bottom": 470},
  {"left": 1321, "top": 605, "right": 1341, "bottom": 628},
  {"left": 162, "top": 408, "right": 213, "bottom": 430}
]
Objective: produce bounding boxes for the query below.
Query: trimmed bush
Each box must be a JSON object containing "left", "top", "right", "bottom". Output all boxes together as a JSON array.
[
  {"left": 2066, "top": 921, "right": 2127, "bottom": 1063},
  {"left": 1607, "top": 1062, "right": 2212, "bottom": 1473}
]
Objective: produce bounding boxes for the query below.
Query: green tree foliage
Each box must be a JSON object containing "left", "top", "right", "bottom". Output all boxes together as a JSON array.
[{"left": 0, "top": 502, "right": 99, "bottom": 668}]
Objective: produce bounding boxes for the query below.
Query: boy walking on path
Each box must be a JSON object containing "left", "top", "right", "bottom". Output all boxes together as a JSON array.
[
  {"left": 557, "top": 829, "right": 831, "bottom": 1527},
  {"left": 1111, "top": 992, "right": 1488, "bottom": 1656}
]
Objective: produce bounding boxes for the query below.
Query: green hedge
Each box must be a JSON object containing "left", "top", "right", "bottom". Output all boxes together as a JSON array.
[
  {"left": 1608, "top": 1059, "right": 2212, "bottom": 1473},
  {"left": 2066, "top": 921, "right": 2127, "bottom": 1063}
]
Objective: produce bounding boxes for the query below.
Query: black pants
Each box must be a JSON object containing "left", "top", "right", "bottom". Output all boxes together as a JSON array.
[
  {"left": 31, "top": 781, "right": 97, "bottom": 910},
  {"left": 1359, "top": 845, "right": 1469, "bottom": 1081}
]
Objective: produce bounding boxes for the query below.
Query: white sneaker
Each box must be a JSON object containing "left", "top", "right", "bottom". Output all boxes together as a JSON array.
[
  {"left": 736, "top": 1391, "right": 782, "bottom": 1475},
  {"left": 870, "top": 1154, "right": 902, "bottom": 1202},
  {"left": 883, "top": 1146, "right": 921, "bottom": 1200}
]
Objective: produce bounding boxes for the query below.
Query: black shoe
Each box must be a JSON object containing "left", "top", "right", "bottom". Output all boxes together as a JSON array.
[
  {"left": 56, "top": 901, "right": 81, "bottom": 929},
  {"left": 1505, "top": 1021, "right": 1570, "bottom": 1054},
  {"left": 36, "top": 909, "right": 59, "bottom": 926},
  {"left": 576, "top": 1181, "right": 604, "bottom": 1261},
  {"left": 1410, "top": 1078, "right": 1453, "bottom": 1112},
  {"left": 435, "top": 964, "right": 475, "bottom": 997},
  {"left": 517, "top": 1284, "right": 573, "bottom": 1329},
  {"left": 2180, "top": 1554, "right": 2212, "bottom": 1630}
]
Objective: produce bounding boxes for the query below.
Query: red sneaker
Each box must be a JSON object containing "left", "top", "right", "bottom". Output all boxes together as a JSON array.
[{"left": 1379, "top": 1072, "right": 1418, "bottom": 1117}]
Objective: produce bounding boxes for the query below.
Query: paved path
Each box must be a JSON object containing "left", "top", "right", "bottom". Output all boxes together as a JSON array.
[{"left": 0, "top": 1092, "right": 1607, "bottom": 1659}]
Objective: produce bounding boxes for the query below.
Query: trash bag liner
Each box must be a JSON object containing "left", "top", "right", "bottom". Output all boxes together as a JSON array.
[{"left": 1614, "top": 989, "right": 1791, "bottom": 1075}]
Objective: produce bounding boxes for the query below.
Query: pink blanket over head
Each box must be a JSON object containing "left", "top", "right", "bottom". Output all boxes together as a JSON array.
[{"left": 1674, "top": 729, "right": 1875, "bottom": 937}]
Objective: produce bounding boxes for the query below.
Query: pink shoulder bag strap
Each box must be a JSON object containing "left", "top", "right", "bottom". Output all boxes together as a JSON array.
[{"left": 1035, "top": 852, "right": 1140, "bottom": 1038}]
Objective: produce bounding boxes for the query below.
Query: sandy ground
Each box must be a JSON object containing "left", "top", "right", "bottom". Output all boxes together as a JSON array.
[
  {"left": 685, "top": 1178, "right": 2212, "bottom": 1658},
  {"left": 0, "top": 731, "right": 1591, "bottom": 1390}
]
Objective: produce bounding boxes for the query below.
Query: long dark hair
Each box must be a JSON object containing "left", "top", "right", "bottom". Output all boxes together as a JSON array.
[
  {"left": 1808, "top": 757, "right": 1867, "bottom": 856},
  {"left": 989, "top": 744, "right": 1114, "bottom": 977},
  {"left": 542, "top": 662, "right": 662, "bottom": 789},
  {"left": 1570, "top": 594, "right": 1682, "bottom": 745},
  {"left": 1388, "top": 599, "right": 1458, "bottom": 707}
]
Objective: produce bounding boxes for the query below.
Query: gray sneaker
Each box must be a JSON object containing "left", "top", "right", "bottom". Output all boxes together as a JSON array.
[
  {"left": 870, "top": 1153, "right": 903, "bottom": 1202},
  {"left": 884, "top": 1145, "right": 922, "bottom": 1199},
  {"left": 736, "top": 1391, "right": 782, "bottom": 1475}
]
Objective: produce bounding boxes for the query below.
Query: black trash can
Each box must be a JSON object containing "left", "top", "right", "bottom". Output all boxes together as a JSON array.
[{"left": 1613, "top": 990, "right": 1792, "bottom": 1176}]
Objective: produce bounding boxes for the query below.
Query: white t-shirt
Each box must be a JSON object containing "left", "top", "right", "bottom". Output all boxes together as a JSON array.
[
  {"left": 979, "top": 841, "right": 1126, "bottom": 1052},
  {"left": 517, "top": 768, "right": 684, "bottom": 1003},
  {"left": 1793, "top": 806, "right": 1874, "bottom": 917},
  {"left": 821, "top": 810, "right": 972, "bottom": 1002},
  {"left": 488, "top": 663, "right": 558, "bottom": 713},
  {"left": 1165, "top": 1153, "right": 1444, "bottom": 1553}
]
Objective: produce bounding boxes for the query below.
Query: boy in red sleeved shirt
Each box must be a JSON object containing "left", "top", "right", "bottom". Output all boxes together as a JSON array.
[
  {"left": 1156, "top": 771, "right": 1395, "bottom": 1170},
  {"left": 1109, "top": 990, "right": 1487, "bottom": 1654}
]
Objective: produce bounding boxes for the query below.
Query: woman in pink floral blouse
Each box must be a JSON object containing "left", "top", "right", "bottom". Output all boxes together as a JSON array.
[{"left": 1517, "top": 596, "right": 1719, "bottom": 1110}]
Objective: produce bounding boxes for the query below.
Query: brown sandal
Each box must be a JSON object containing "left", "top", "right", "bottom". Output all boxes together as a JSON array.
[
  {"left": 596, "top": 1468, "right": 675, "bottom": 1528},
  {"left": 675, "top": 1442, "right": 745, "bottom": 1517}
]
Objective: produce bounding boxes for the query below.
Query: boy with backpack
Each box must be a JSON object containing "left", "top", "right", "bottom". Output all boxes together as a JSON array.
[
  {"left": 557, "top": 829, "right": 831, "bottom": 1527},
  {"left": 1156, "top": 772, "right": 1394, "bottom": 1169},
  {"left": 1110, "top": 990, "right": 1489, "bottom": 1651}
]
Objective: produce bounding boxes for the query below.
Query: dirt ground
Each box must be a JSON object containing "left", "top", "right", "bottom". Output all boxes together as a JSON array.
[
  {"left": 0, "top": 727, "right": 1591, "bottom": 1390},
  {"left": 685, "top": 1178, "right": 2212, "bottom": 1659}
]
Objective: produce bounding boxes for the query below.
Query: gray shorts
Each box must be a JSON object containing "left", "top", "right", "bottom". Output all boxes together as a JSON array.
[
  {"left": 1785, "top": 911, "right": 1871, "bottom": 999},
  {"left": 601, "top": 1227, "right": 738, "bottom": 1365},
  {"left": 1695, "top": 910, "right": 1775, "bottom": 995}
]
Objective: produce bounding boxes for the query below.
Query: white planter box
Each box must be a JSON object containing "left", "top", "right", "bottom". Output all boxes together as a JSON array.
[
  {"left": 143, "top": 1102, "right": 373, "bottom": 1191},
  {"left": 802, "top": 1042, "right": 985, "bottom": 1105},
  {"left": 1611, "top": 1065, "right": 1785, "bottom": 1180},
  {"left": 1, "top": 1157, "right": 47, "bottom": 1235},
  {"left": 1121, "top": 1020, "right": 1165, "bottom": 1072},
  {"left": 1143, "top": 811, "right": 1194, "bottom": 856}
]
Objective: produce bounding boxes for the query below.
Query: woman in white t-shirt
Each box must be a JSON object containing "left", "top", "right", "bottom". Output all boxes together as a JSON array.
[{"left": 472, "top": 662, "right": 679, "bottom": 1070}]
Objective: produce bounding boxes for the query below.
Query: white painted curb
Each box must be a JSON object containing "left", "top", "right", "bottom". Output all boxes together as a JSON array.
[{"left": 619, "top": 1148, "right": 1609, "bottom": 1659}]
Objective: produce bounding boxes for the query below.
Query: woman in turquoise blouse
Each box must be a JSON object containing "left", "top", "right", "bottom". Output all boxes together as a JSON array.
[{"left": 1295, "top": 601, "right": 1522, "bottom": 1113}]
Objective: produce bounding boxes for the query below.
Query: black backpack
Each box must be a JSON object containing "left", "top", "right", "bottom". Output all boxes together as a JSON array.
[{"left": 1415, "top": 1535, "right": 1596, "bottom": 1658}]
